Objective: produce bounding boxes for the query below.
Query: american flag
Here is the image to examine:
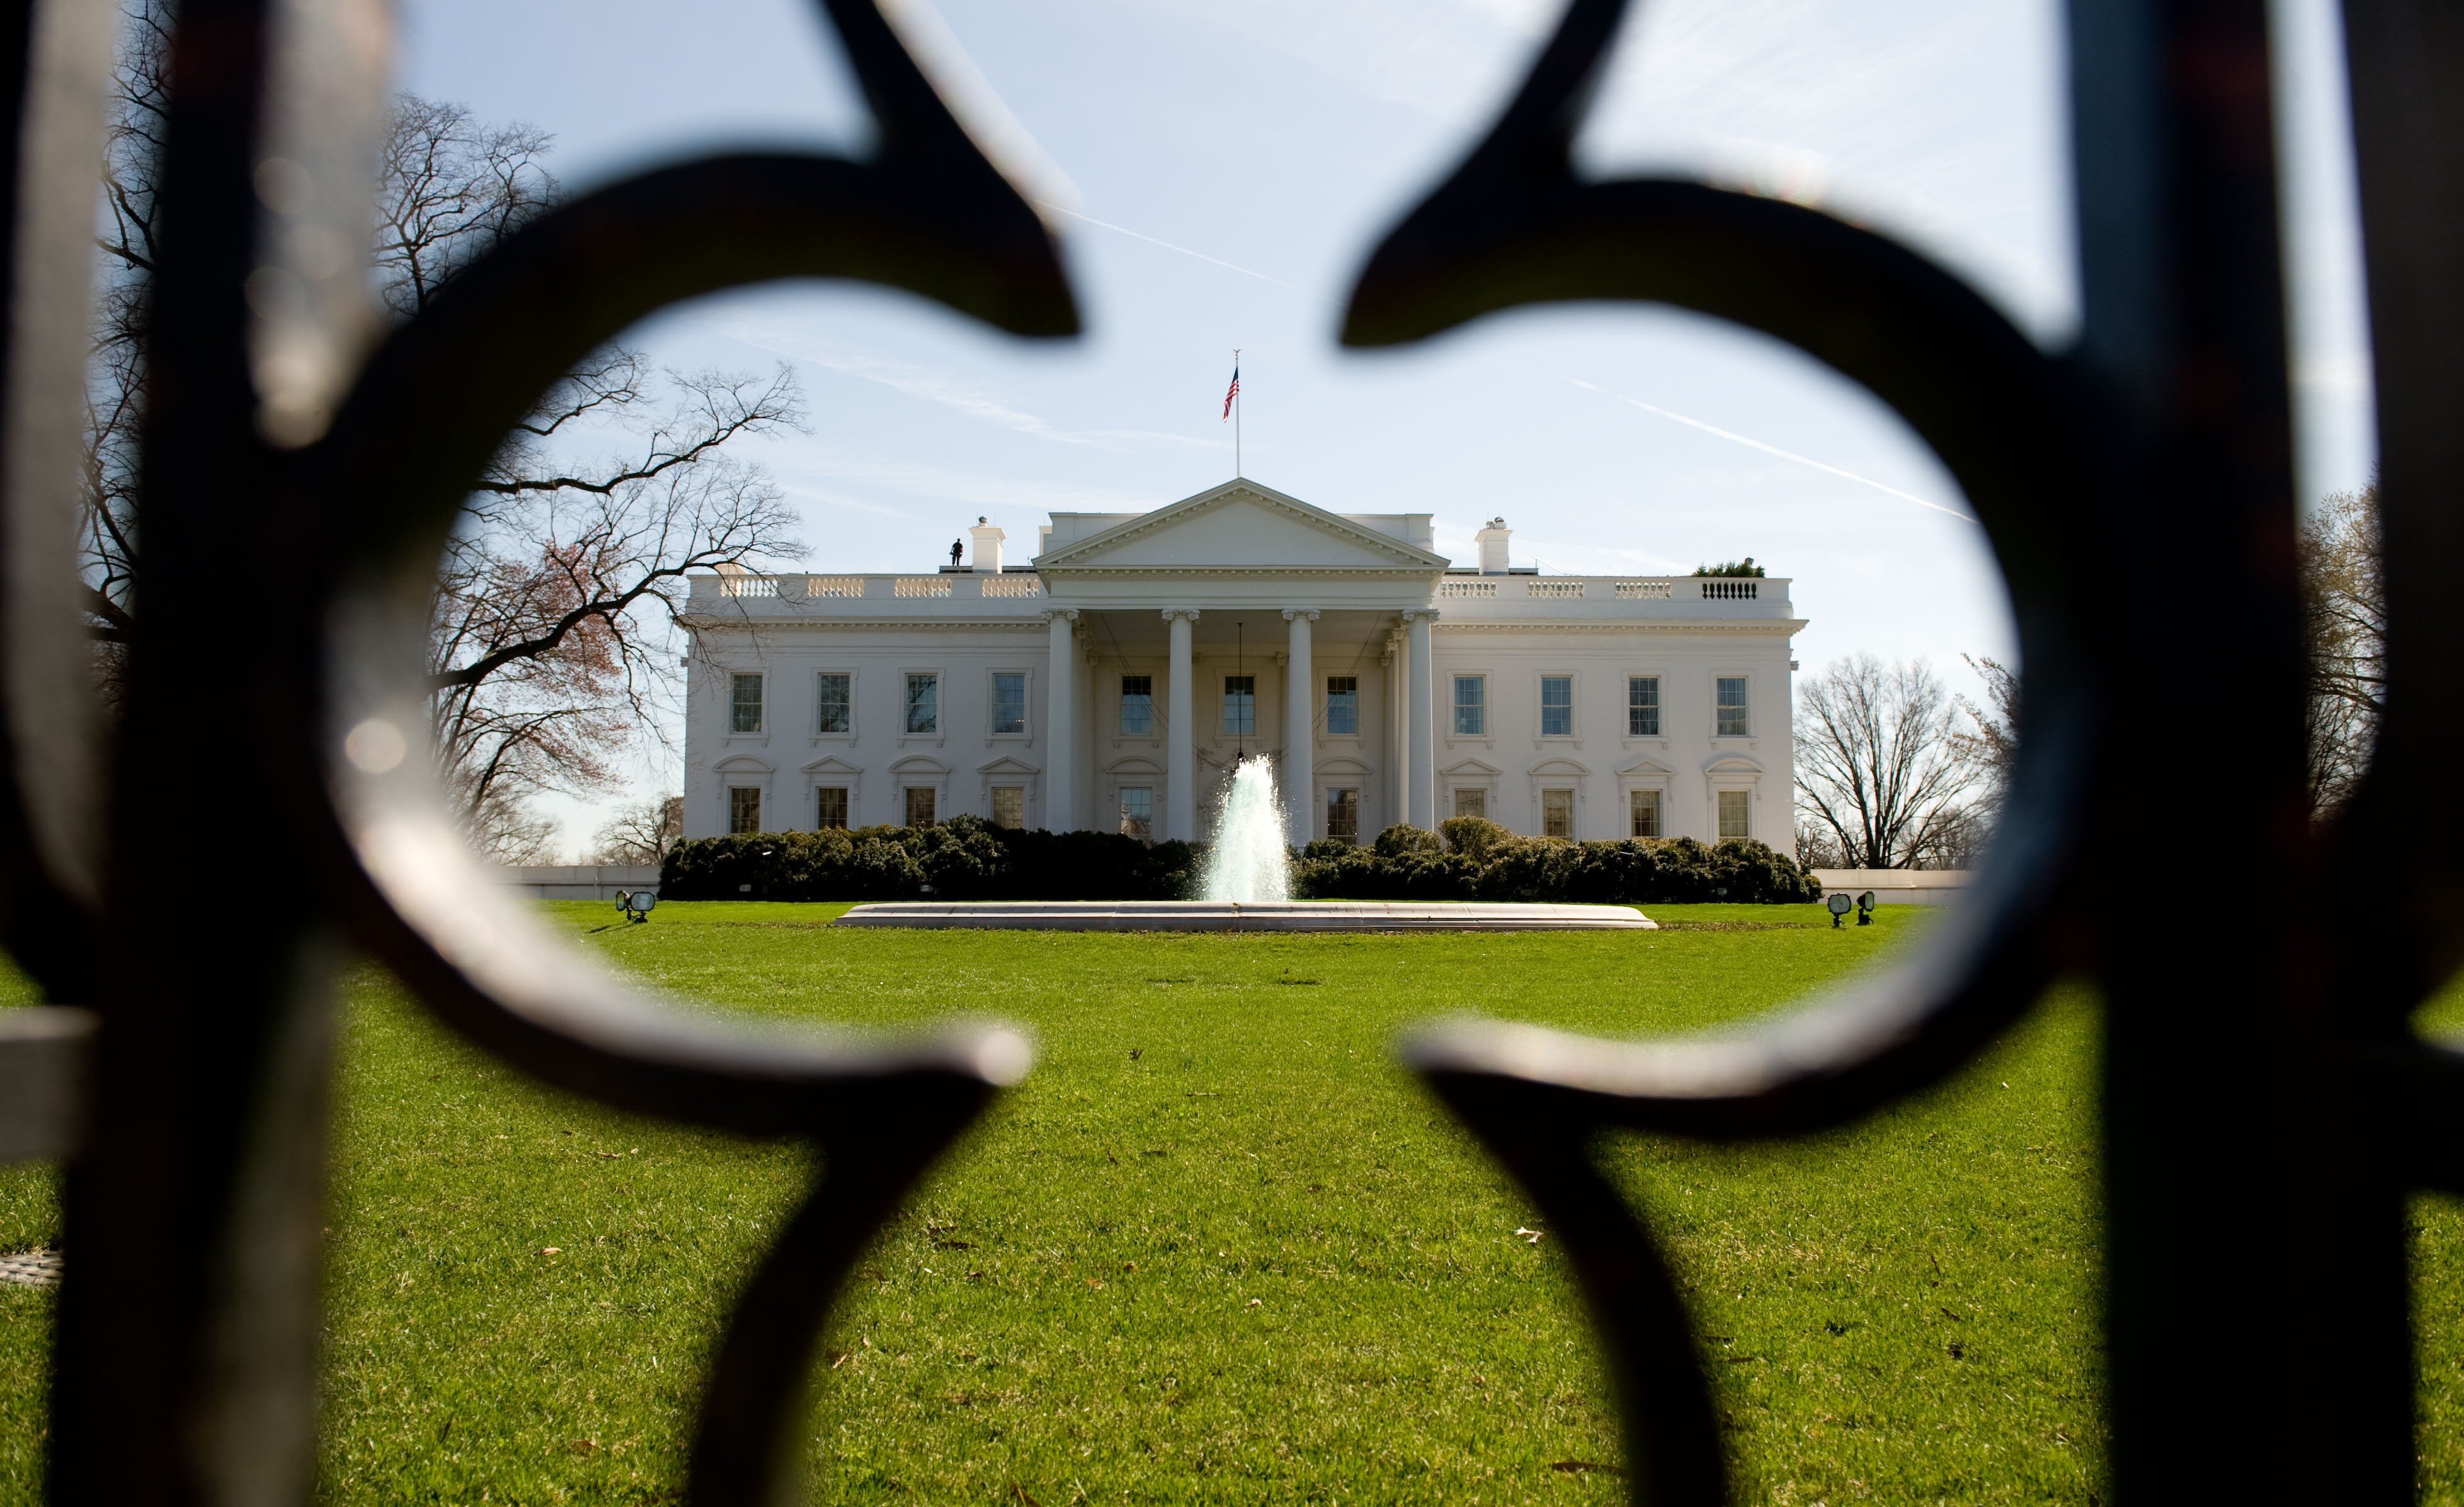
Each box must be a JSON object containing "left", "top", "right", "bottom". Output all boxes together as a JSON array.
[{"left": 1221, "top": 363, "right": 1240, "bottom": 420}]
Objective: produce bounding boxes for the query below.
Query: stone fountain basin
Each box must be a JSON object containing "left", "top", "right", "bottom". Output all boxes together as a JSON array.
[{"left": 832, "top": 901, "right": 1654, "bottom": 933}]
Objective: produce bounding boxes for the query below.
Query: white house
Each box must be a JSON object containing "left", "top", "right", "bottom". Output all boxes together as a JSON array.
[{"left": 678, "top": 479, "right": 1805, "bottom": 848}]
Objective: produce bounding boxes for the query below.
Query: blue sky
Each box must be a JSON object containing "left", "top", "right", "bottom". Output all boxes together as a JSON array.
[{"left": 394, "top": 0, "right": 2374, "bottom": 851}]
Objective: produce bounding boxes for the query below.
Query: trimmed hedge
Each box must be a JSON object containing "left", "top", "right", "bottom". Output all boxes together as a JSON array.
[
  {"left": 659, "top": 816, "right": 1201, "bottom": 902},
  {"left": 1292, "top": 819, "right": 1820, "bottom": 905},
  {"left": 660, "top": 815, "right": 1817, "bottom": 906}
]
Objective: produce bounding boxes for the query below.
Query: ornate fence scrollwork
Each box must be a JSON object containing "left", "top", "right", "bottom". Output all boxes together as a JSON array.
[
  {"left": 0, "top": 1, "right": 1066, "bottom": 1503},
  {"left": 1, "top": 0, "right": 2460, "bottom": 1500},
  {"left": 1343, "top": 0, "right": 2464, "bottom": 1499}
]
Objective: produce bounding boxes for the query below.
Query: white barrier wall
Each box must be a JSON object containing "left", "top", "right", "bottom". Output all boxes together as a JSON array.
[
  {"left": 1810, "top": 869, "right": 1971, "bottom": 905},
  {"left": 498, "top": 865, "right": 661, "bottom": 901}
]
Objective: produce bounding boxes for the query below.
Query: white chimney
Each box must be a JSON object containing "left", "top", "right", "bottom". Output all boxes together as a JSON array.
[
  {"left": 1475, "top": 516, "right": 1511, "bottom": 575},
  {"left": 969, "top": 516, "right": 1005, "bottom": 572}
]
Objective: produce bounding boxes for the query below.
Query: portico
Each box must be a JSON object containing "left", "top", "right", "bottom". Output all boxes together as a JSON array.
[{"left": 1029, "top": 480, "right": 1450, "bottom": 844}]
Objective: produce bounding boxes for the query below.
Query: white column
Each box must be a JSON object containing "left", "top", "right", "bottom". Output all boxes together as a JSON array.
[
  {"left": 1166, "top": 610, "right": 1197, "bottom": 842},
  {"left": 1044, "top": 608, "right": 1078, "bottom": 831},
  {"left": 1383, "top": 630, "right": 1405, "bottom": 832},
  {"left": 1406, "top": 609, "right": 1436, "bottom": 829},
  {"left": 1283, "top": 609, "right": 1316, "bottom": 847}
]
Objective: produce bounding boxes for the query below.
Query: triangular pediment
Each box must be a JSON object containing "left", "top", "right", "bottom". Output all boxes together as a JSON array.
[
  {"left": 976, "top": 756, "right": 1039, "bottom": 776},
  {"left": 1440, "top": 757, "right": 1502, "bottom": 777},
  {"left": 802, "top": 755, "right": 862, "bottom": 776},
  {"left": 1036, "top": 481, "right": 1447, "bottom": 573}
]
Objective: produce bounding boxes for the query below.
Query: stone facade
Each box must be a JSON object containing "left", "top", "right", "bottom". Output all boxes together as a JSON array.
[{"left": 678, "top": 479, "right": 1805, "bottom": 847}]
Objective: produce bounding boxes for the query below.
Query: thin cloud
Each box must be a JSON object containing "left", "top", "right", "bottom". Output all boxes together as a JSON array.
[
  {"left": 772, "top": 451, "right": 1163, "bottom": 515},
  {"left": 1570, "top": 377, "right": 1976, "bottom": 523},
  {"left": 1036, "top": 202, "right": 1305, "bottom": 292},
  {"left": 731, "top": 325, "right": 1212, "bottom": 451}
]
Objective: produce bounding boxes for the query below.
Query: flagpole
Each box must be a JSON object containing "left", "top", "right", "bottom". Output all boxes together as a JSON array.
[{"left": 1233, "top": 347, "right": 1242, "bottom": 477}]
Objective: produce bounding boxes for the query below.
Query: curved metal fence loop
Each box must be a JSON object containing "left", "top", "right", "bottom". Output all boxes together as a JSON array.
[{"left": 49, "top": 0, "right": 1071, "bottom": 1501}]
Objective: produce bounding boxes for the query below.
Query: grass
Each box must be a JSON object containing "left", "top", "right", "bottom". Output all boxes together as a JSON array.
[{"left": 7, "top": 901, "right": 2453, "bottom": 1497}]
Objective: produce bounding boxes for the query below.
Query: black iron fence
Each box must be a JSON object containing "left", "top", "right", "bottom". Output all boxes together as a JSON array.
[{"left": 0, "top": 0, "right": 2456, "bottom": 1501}]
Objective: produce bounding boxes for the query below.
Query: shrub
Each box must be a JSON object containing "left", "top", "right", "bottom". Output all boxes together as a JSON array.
[
  {"left": 660, "top": 817, "right": 1202, "bottom": 902},
  {"left": 1439, "top": 816, "right": 1514, "bottom": 862},
  {"left": 1371, "top": 823, "right": 1443, "bottom": 858},
  {"left": 664, "top": 822, "right": 1817, "bottom": 906},
  {"left": 1295, "top": 833, "right": 1818, "bottom": 905}
]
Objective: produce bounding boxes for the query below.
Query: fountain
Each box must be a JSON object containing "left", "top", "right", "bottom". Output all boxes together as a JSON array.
[
  {"left": 1201, "top": 756, "right": 1289, "bottom": 903},
  {"left": 835, "top": 753, "right": 1654, "bottom": 932}
]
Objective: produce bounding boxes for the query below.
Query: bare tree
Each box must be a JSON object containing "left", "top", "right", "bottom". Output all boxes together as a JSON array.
[
  {"left": 2300, "top": 480, "right": 2383, "bottom": 814},
  {"left": 591, "top": 795, "right": 684, "bottom": 865},
  {"left": 1950, "top": 653, "right": 2019, "bottom": 812},
  {"left": 1794, "top": 654, "right": 1979, "bottom": 870},
  {"left": 87, "top": 11, "right": 806, "bottom": 859}
]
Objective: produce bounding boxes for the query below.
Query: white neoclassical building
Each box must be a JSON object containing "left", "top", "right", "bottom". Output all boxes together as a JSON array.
[{"left": 679, "top": 479, "right": 1805, "bottom": 848}]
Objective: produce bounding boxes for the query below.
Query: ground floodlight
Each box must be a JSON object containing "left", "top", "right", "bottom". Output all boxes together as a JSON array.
[
  {"left": 628, "top": 890, "right": 656, "bottom": 923},
  {"left": 1827, "top": 891, "right": 1852, "bottom": 928},
  {"left": 1857, "top": 890, "right": 1877, "bottom": 926}
]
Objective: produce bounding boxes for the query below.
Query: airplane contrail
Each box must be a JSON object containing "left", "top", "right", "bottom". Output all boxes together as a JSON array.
[
  {"left": 1035, "top": 202, "right": 1303, "bottom": 291},
  {"left": 1570, "top": 378, "right": 1978, "bottom": 523}
]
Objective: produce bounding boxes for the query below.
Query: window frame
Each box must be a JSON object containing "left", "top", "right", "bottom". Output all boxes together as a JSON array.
[
  {"left": 1222, "top": 673, "right": 1257, "bottom": 737},
  {"left": 1325, "top": 786, "right": 1360, "bottom": 843},
  {"left": 1324, "top": 676, "right": 1360, "bottom": 738},
  {"left": 1119, "top": 673, "right": 1156, "bottom": 737},
  {"left": 729, "top": 672, "right": 765, "bottom": 735},
  {"left": 1626, "top": 674, "right": 1662, "bottom": 738},
  {"left": 1540, "top": 787, "right": 1576, "bottom": 839},
  {"left": 812, "top": 669, "right": 855, "bottom": 738},
  {"left": 1714, "top": 674, "right": 1752, "bottom": 738},
  {"left": 990, "top": 785, "right": 1026, "bottom": 829},
  {"left": 989, "top": 669, "right": 1030, "bottom": 737},
  {"left": 1628, "top": 786, "right": 1663, "bottom": 838},
  {"left": 1451, "top": 674, "right": 1488, "bottom": 738},
  {"left": 814, "top": 785, "right": 850, "bottom": 830},
  {"left": 1452, "top": 787, "right": 1488, "bottom": 820},
  {"left": 1715, "top": 787, "right": 1753, "bottom": 841},
  {"left": 901, "top": 670, "right": 942, "bottom": 739},
  {"left": 903, "top": 785, "right": 938, "bottom": 829},
  {"left": 1537, "top": 673, "right": 1576, "bottom": 739},
  {"left": 1119, "top": 785, "right": 1155, "bottom": 843},
  {"left": 727, "top": 785, "right": 763, "bottom": 834}
]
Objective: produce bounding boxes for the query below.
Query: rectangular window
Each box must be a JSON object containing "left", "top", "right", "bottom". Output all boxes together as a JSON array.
[
  {"left": 730, "top": 673, "right": 763, "bottom": 734},
  {"left": 814, "top": 787, "right": 848, "bottom": 830},
  {"left": 1119, "top": 787, "right": 1154, "bottom": 841},
  {"left": 1223, "top": 675, "right": 1256, "bottom": 736},
  {"left": 728, "top": 786, "right": 761, "bottom": 834},
  {"left": 1452, "top": 675, "right": 1486, "bottom": 736},
  {"left": 904, "top": 673, "right": 939, "bottom": 734},
  {"left": 991, "top": 786, "right": 1025, "bottom": 829},
  {"left": 1121, "top": 674, "right": 1154, "bottom": 736},
  {"left": 1326, "top": 787, "right": 1359, "bottom": 842},
  {"left": 1717, "top": 788, "right": 1751, "bottom": 839},
  {"left": 1452, "top": 787, "right": 1486, "bottom": 819},
  {"left": 814, "top": 673, "right": 850, "bottom": 734},
  {"left": 1716, "top": 676, "right": 1750, "bottom": 736},
  {"left": 1541, "top": 788, "right": 1575, "bottom": 838},
  {"left": 992, "top": 672, "right": 1027, "bottom": 734},
  {"left": 904, "top": 786, "right": 937, "bottom": 827},
  {"left": 1325, "top": 676, "right": 1359, "bottom": 736},
  {"left": 1628, "top": 788, "right": 1662, "bottom": 838},
  {"left": 1540, "top": 674, "right": 1573, "bottom": 736},
  {"left": 1627, "top": 675, "right": 1660, "bottom": 736}
]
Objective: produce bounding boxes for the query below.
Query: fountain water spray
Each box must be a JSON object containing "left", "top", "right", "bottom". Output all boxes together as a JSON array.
[{"left": 1201, "top": 756, "right": 1290, "bottom": 902}]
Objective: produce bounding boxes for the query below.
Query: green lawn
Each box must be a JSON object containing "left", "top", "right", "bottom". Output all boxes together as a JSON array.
[{"left": 21, "top": 899, "right": 2459, "bottom": 1501}]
